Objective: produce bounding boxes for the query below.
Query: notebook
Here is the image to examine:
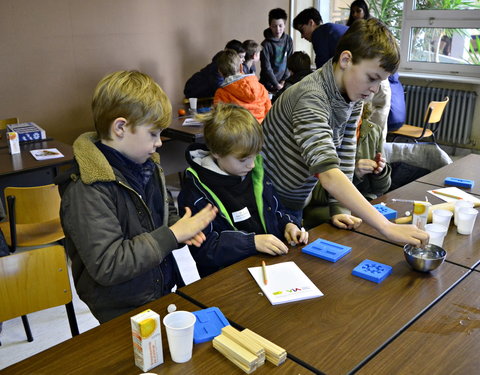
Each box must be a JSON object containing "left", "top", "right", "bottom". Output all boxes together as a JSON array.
[{"left": 248, "top": 261, "right": 323, "bottom": 305}]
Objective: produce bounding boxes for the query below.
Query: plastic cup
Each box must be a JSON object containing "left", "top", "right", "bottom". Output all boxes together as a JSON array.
[
  {"left": 432, "top": 209, "right": 453, "bottom": 228},
  {"left": 188, "top": 98, "right": 197, "bottom": 111},
  {"left": 163, "top": 311, "right": 196, "bottom": 363},
  {"left": 425, "top": 223, "right": 448, "bottom": 247},
  {"left": 454, "top": 201, "right": 474, "bottom": 226},
  {"left": 456, "top": 207, "right": 478, "bottom": 235}
]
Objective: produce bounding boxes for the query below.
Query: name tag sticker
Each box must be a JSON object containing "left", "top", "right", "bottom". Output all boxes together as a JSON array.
[{"left": 232, "top": 207, "right": 251, "bottom": 223}]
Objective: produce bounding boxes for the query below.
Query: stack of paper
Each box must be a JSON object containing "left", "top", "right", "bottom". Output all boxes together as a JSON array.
[{"left": 248, "top": 261, "right": 323, "bottom": 305}]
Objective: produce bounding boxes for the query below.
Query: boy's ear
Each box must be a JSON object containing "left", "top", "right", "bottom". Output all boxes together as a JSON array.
[
  {"left": 111, "top": 117, "right": 128, "bottom": 138},
  {"left": 338, "top": 50, "right": 353, "bottom": 70}
]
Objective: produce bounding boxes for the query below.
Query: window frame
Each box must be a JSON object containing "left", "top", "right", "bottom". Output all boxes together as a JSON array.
[{"left": 400, "top": 0, "right": 480, "bottom": 78}]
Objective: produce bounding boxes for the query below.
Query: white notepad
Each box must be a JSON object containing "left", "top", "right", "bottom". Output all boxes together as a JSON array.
[
  {"left": 248, "top": 261, "right": 323, "bottom": 305},
  {"left": 30, "top": 148, "right": 64, "bottom": 160}
]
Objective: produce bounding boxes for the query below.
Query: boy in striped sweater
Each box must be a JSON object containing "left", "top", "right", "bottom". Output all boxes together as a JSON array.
[{"left": 261, "top": 19, "right": 428, "bottom": 247}]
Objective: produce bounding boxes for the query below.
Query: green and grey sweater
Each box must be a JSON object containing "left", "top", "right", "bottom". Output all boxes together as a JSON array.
[{"left": 261, "top": 59, "right": 363, "bottom": 211}]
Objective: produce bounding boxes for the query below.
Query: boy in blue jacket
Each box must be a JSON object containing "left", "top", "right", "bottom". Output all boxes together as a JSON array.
[{"left": 178, "top": 103, "right": 308, "bottom": 277}]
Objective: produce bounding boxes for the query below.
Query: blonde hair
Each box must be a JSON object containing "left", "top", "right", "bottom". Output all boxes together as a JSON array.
[
  {"left": 92, "top": 70, "right": 172, "bottom": 140},
  {"left": 200, "top": 103, "right": 263, "bottom": 158},
  {"left": 217, "top": 50, "right": 241, "bottom": 78}
]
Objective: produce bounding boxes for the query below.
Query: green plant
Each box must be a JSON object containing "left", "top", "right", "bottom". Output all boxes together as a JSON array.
[{"left": 366, "top": 0, "right": 404, "bottom": 40}]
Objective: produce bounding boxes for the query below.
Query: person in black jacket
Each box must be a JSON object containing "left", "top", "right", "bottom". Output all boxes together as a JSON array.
[{"left": 178, "top": 103, "right": 308, "bottom": 277}]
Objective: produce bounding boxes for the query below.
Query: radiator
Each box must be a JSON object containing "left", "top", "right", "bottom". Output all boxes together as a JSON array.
[{"left": 404, "top": 85, "right": 477, "bottom": 145}]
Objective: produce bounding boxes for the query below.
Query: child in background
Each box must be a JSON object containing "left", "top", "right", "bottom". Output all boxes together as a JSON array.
[
  {"left": 259, "top": 8, "right": 293, "bottom": 93},
  {"left": 214, "top": 49, "right": 271, "bottom": 123},
  {"left": 272, "top": 51, "right": 313, "bottom": 103},
  {"left": 184, "top": 40, "right": 246, "bottom": 98},
  {"left": 178, "top": 103, "right": 308, "bottom": 277},
  {"left": 261, "top": 19, "right": 428, "bottom": 247},
  {"left": 293, "top": 7, "right": 348, "bottom": 69},
  {"left": 303, "top": 102, "right": 392, "bottom": 229},
  {"left": 58, "top": 71, "right": 217, "bottom": 323},
  {"left": 347, "top": 0, "right": 370, "bottom": 26},
  {"left": 242, "top": 39, "right": 261, "bottom": 75}
]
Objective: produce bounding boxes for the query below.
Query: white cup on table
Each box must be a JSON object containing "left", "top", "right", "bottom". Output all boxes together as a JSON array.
[
  {"left": 188, "top": 98, "right": 198, "bottom": 112},
  {"left": 454, "top": 200, "right": 474, "bottom": 226},
  {"left": 456, "top": 207, "right": 478, "bottom": 235},
  {"left": 432, "top": 209, "right": 453, "bottom": 228},
  {"left": 163, "top": 311, "right": 196, "bottom": 363},
  {"left": 425, "top": 223, "right": 448, "bottom": 247}
]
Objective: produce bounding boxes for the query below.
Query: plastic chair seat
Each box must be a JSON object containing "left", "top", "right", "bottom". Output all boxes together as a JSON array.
[
  {"left": 0, "top": 218, "right": 64, "bottom": 247},
  {"left": 389, "top": 124, "right": 434, "bottom": 139}
]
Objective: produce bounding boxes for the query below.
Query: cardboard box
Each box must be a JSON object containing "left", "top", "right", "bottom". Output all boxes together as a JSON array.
[
  {"left": 6, "top": 122, "right": 46, "bottom": 142},
  {"left": 131, "top": 309, "right": 163, "bottom": 371}
]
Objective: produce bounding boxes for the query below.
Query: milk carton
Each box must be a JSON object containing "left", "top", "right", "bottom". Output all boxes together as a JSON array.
[
  {"left": 131, "top": 309, "right": 163, "bottom": 371},
  {"left": 7, "top": 132, "right": 20, "bottom": 154}
]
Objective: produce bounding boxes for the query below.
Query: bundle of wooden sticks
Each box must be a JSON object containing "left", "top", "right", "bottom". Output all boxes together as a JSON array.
[{"left": 213, "top": 325, "right": 286, "bottom": 373}]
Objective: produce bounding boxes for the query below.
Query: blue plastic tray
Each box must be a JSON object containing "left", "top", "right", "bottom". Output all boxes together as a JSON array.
[
  {"left": 192, "top": 307, "right": 229, "bottom": 344},
  {"left": 352, "top": 259, "right": 392, "bottom": 283},
  {"left": 302, "top": 238, "right": 351, "bottom": 262}
]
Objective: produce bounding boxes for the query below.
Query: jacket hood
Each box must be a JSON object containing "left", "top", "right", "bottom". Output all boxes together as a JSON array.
[
  {"left": 220, "top": 75, "right": 262, "bottom": 104},
  {"left": 71, "top": 132, "right": 160, "bottom": 185},
  {"left": 263, "top": 27, "right": 287, "bottom": 42}
]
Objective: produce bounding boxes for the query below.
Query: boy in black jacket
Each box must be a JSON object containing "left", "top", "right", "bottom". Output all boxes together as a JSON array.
[{"left": 178, "top": 103, "right": 308, "bottom": 277}]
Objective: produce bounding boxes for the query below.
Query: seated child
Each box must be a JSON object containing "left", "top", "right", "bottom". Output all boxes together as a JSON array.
[
  {"left": 260, "top": 8, "right": 293, "bottom": 93},
  {"left": 58, "top": 71, "right": 217, "bottom": 323},
  {"left": 177, "top": 103, "right": 308, "bottom": 277},
  {"left": 242, "top": 39, "right": 261, "bottom": 75},
  {"left": 272, "top": 51, "right": 313, "bottom": 103},
  {"left": 184, "top": 40, "right": 246, "bottom": 98},
  {"left": 303, "top": 103, "right": 392, "bottom": 229},
  {"left": 214, "top": 49, "right": 271, "bottom": 123}
]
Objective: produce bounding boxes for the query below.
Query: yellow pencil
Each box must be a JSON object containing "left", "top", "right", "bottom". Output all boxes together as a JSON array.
[
  {"left": 261, "top": 260, "right": 268, "bottom": 285},
  {"left": 432, "top": 190, "right": 463, "bottom": 200}
]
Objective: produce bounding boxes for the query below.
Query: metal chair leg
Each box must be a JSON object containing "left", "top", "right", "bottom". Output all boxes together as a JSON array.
[{"left": 21, "top": 315, "right": 34, "bottom": 342}]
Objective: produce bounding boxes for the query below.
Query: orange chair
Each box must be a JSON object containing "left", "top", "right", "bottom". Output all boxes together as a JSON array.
[
  {"left": 0, "top": 184, "right": 65, "bottom": 253},
  {"left": 388, "top": 97, "right": 449, "bottom": 144},
  {"left": 0, "top": 245, "right": 79, "bottom": 344}
]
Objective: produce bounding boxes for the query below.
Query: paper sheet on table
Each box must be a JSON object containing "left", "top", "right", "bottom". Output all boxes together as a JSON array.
[
  {"left": 182, "top": 118, "right": 203, "bottom": 127},
  {"left": 172, "top": 245, "right": 201, "bottom": 285},
  {"left": 428, "top": 187, "right": 480, "bottom": 204}
]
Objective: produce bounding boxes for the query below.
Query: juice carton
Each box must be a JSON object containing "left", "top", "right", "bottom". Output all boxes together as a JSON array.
[
  {"left": 412, "top": 201, "right": 432, "bottom": 230},
  {"left": 131, "top": 309, "right": 163, "bottom": 371},
  {"left": 7, "top": 132, "right": 20, "bottom": 155}
]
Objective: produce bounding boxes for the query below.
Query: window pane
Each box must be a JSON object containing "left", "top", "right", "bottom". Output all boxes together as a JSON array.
[
  {"left": 415, "top": 0, "right": 480, "bottom": 11},
  {"left": 409, "top": 27, "right": 480, "bottom": 65}
]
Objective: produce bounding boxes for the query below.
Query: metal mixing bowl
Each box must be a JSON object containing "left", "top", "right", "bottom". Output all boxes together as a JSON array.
[{"left": 404, "top": 244, "right": 447, "bottom": 272}]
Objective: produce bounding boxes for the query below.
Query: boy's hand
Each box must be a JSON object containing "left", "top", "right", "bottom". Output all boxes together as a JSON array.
[
  {"left": 169, "top": 204, "right": 217, "bottom": 247},
  {"left": 284, "top": 223, "right": 308, "bottom": 246},
  {"left": 331, "top": 214, "right": 362, "bottom": 230},
  {"left": 254, "top": 234, "right": 288, "bottom": 256},
  {"left": 354, "top": 159, "right": 377, "bottom": 178},
  {"left": 380, "top": 222, "right": 429, "bottom": 247},
  {"left": 373, "top": 152, "right": 386, "bottom": 175}
]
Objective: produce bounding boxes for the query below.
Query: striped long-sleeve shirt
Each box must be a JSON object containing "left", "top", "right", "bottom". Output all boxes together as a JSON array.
[{"left": 261, "top": 59, "right": 363, "bottom": 211}]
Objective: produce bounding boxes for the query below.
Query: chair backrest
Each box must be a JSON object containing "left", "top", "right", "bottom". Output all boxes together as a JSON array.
[
  {"left": 4, "top": 184, "right": 61, "bottom": 225},
  {"left": 0, "top": 117, "right": 19, "bottom": 130},
  {"left": 0, "top": 245, "right": 72, "bottom": 322},
  {"left": 424, "top": 97, "right": 449, "bottom": 124}
]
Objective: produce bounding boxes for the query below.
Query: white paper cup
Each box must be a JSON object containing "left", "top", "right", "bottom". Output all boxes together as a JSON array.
[
  {"left": 454, "top": 201, "right": 474, "bottom": 226},
  {"left": 425, "top": 223, "right": 448, "bottom": 247},
  {"left": 188, "top": 97, "right": 197, "bottom": 111},
  {"left": 163, "top": 311, "right": 196, "bottom": 363},
  {"left": 456, "top": 208, "right": 478, "bottom": 235},
  {"left": 432, "top": 209, "right": 453, "bottom": 228}
]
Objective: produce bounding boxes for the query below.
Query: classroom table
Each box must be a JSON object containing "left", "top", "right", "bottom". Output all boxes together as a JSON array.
[
  {"left": 356, "top": 270, "right": 480, "bottom": 375},
  {"left": 178, "top": 224, "right": 468, "bottom": 375},
  {"left": 354, "top": 181, "right": 480, "bottom": 269},
  {"left": 416, "top": 153, "right": 480, "bottom": 196},
  {"left": 162, "top": 116, "right": 204, "bottom": 143},
  {"left": 1, "top": 293, "right": 313, "bottom": 375}
]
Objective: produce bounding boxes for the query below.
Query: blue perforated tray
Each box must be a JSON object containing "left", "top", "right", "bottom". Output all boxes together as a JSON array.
[{"left": 352, "top": 259, "right": 392, "bottom": 283}]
